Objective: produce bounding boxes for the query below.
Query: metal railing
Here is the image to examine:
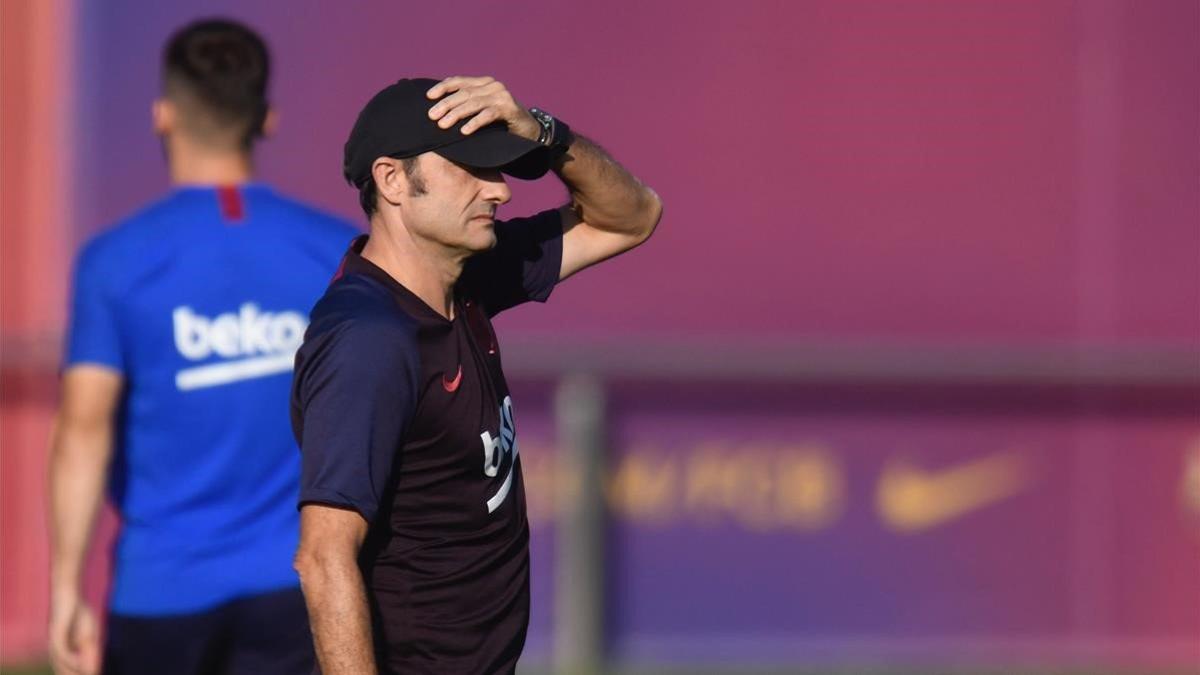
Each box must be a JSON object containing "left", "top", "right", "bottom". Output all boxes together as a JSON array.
[{"left": 502, "top": 336, "right": 1200, "bottom": 673}]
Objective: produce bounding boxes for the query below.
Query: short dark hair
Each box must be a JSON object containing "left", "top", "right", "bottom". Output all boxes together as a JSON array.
[
  {"left": 162, "top": 19, "right": 270, "bottom": 149},
  {"left": 357, "top": 177, "right": 379, "bottom": 217},
  {"left": 357, "top": 157, "right": 424, "bottom": 217}
]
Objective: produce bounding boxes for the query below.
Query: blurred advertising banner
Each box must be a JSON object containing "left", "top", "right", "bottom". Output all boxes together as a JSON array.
[{"left": 513, "top": 381, "right": 1200, "bottom": 667}]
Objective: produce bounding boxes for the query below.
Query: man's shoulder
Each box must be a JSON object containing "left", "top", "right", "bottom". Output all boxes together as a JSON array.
[
  {"left": 258, "top": 189, "right": 360, "bottom": 238},
  {"left": 74, "top": 193, "right": 192, "bottom": 277},
  {"left": 296, "top": 274, "right": 422, "bottom": 386},
  {"left": 307, "top": 274, "right": 419, "bottom": 346}
]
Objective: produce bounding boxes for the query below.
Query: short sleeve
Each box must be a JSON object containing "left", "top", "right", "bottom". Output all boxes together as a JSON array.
[
  {"left": 460, "top": 208, "right": 564, "bottom": 316},
  {"left": 64, "top": 241, "right": 125, "bottom": 372},
  {"left": 292, "top": 314, "right": 420, "bottom": 523}
]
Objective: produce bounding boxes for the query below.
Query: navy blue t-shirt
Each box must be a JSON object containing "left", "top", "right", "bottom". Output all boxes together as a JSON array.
[
  {"left": 65, "top": 184, "right": 358, "bottom": 615},
  {"left": 291, "top": 209, "right": 563, "bottom": 674}
]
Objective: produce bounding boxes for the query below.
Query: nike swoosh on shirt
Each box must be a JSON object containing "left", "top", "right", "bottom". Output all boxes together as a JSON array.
[
  {"left": 877, "top": 451, "right": 1031, "bottom": 533},
  {"left": 442, "top": 365, "right": 463, "bottom": 393}
]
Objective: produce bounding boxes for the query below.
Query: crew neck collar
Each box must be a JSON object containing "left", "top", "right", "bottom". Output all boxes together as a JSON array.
[
  {"left": 342, "top": 235, "right": 458, "bottom": 325},
  {"left": 170, "top": 181, "right": 272, "bottom": 194}
]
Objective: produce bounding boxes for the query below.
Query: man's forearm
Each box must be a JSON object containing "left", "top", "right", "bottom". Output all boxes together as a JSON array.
[
  {"left": 555, "top": 133, "right": 661, "bottom": 239},
  {"left": 423, "top": 77, "right": 659, "bottom": 241},
  {"left": 297, "top": 554, "right": 378, "bottom": 674},
  {"left": 48, "top": 416, "right": 112, "bottom": 599}
]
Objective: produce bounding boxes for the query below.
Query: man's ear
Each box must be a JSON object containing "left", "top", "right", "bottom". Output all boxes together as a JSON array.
[
  {"left": 261, "top": 108, "right": 279, "bottom": 139},
  {"left": 151, "top": 98, "right": 175, "bottom": 136},
  {"left": 373, "top": 157, "right": 406, "bottom": 209}
]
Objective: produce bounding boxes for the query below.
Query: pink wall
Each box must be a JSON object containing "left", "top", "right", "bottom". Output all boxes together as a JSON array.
[
  {"left": 75, "top": 0, "right": 1199, "bottom": 345},
  {"left": 1, "top": 0, "right": 79, "bottom": 663}
]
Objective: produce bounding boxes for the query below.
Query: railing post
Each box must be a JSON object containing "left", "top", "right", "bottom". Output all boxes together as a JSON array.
[{"left": 553, "top": 373, "right": 606, "bottom": 675}]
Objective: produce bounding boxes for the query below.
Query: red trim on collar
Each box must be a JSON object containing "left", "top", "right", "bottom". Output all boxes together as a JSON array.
[
  {"left": 217, "top": 185, "right": 244, "bottom": 223},
  {"left": 331, "top": 256, "right": 348, "bottom": 282}
]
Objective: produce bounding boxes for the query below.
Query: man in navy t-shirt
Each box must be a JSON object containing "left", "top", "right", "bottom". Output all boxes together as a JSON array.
[
  {"left": 291, "top": 77, "right": 662, "bottom": 673},
  {"left": 48, "top": 20, "right": 357, "bottom": 675}
]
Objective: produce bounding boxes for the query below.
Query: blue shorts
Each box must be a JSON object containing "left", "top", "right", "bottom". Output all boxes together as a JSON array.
[{"left": 103, "top": 587, "right": 313, "bottom": 675}]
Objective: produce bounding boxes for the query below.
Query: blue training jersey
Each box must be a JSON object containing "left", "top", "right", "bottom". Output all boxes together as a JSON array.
[{"left": 64, "top": 183, "right": 359, "bottom": 616}]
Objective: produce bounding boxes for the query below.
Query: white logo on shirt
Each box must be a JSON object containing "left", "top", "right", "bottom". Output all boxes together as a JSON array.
[
  {"left": 480, "top": 395, "right": 519, "bottom": 513},
  {"left": 172, "top": 303, "right": 306, "bottom": 391}
]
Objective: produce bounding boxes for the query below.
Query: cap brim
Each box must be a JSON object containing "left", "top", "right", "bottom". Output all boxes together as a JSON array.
[{"left": 434, "top": 124, "right": 552, "bottom": 180}]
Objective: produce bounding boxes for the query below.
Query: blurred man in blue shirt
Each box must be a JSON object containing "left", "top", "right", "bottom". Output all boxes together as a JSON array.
[{"left": 47, "top": 19, "right": 357, "bottom": 675}]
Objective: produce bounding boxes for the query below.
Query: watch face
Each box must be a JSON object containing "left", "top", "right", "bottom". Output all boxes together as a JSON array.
[{"left": 530, "top": 108, "right": 553, "bottom": 145}]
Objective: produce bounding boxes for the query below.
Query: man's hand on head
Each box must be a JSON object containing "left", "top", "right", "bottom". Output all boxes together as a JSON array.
[{"left": 426, "top": 76, "right": 540, "bottom": 142}]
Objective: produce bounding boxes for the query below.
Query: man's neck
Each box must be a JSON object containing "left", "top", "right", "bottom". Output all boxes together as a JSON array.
[
  {"left": 361, "top": 218, "right": 468, "bottom": 321},
  {"left": 166, "top": 136, "right": 254, "bottom": 186}
]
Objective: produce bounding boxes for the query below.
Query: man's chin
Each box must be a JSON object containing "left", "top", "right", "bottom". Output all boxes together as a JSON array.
[{"left": 466, "top": 229, "right": 498, "bottom": 254}]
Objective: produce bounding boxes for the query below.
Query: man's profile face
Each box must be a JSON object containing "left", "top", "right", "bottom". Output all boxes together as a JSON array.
[{"left": 399, "top": 152, "right": 512, "bottom": 254}]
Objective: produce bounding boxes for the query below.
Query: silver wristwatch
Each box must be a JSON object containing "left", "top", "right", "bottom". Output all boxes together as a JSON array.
[{"left": 528, "top": 107, "right": 556, "bottom": 146}]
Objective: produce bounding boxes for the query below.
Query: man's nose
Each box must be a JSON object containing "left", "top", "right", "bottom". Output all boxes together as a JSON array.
[{"left": 480, "top": 171, "right": 511, "bottom": 205}]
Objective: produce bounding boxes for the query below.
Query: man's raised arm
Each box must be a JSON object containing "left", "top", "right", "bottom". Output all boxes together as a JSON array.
[
  {"left": 551, "top": 133, "right": 662, "bottom": 281},
  {"left": 424, "top": 75, "right": 663, "bottom": 281}
]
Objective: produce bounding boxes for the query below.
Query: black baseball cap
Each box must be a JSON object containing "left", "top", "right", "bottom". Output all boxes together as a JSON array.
[{"left": 343, "top": 78, "right": 552, "bottom": 186}]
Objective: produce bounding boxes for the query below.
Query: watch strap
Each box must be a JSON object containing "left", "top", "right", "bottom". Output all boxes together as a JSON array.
[{"left": 529, "top": 107, "right": 573, "bottom": 151}]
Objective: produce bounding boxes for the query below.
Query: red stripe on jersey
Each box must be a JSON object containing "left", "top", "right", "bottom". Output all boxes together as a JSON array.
[{"left": 217, "top": 185, "right": 244, "bottom": 222}]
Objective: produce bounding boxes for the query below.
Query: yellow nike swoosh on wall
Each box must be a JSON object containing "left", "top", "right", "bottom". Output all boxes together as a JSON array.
[{"left": 877, "top": 451, "right": 1031, "bottom": 533}]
